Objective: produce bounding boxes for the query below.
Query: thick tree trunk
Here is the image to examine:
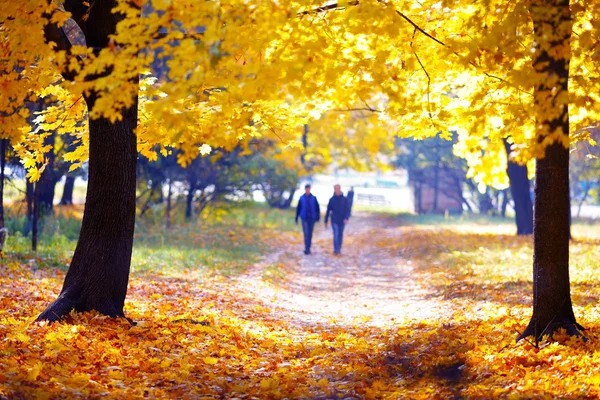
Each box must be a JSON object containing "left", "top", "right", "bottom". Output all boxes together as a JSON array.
[
  {"left": 518, "top": 0, "right": 581, "bottom": 341},
  {"left": 37, "top": 94, "right": 138, "bottom": 322},
  {"left": 37, "top": 0, "right": 140, "bottom": 323},
  {"left": 503, "top": 140, "right": 533, "bottom": 235},
  {"left": 60, "top": 175, "right": 76, "bottom": 205}
]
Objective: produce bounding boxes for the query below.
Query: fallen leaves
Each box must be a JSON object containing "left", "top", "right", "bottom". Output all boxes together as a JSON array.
[{"left": 2, "top": 216, "right": 600, "bottom": 398}]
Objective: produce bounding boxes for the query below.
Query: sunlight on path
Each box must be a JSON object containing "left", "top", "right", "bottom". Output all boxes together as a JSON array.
[{"left": 236, "top": 213, "right": 447, "bottom": 328}]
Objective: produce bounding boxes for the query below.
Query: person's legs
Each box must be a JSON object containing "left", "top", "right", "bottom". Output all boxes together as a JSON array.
[
  {"left": 302, "top": 220, "right": 311, "bottom": 253},
  {"left": 332, "top": 223, "right": 342, "bottom": 254},
  {"left": 331, "top": 223, "right": 344, "bottom": 254},
  {"left": 338, "top": 223, "right": 345, "bottom": 253},
  {"left": 306, "top": 220, "right": 315, "bottom": 253}
]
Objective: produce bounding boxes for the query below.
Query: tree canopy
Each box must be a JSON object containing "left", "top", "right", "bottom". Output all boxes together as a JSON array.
[{"left": 2, "top": 0, "right": 595, "bottom": 178}]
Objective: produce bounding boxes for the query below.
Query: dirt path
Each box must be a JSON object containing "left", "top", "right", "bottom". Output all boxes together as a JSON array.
[{"left": 236, "top": 213, "right": 446, "bottom": 328}]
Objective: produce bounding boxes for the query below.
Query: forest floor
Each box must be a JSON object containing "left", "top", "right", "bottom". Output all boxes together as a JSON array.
[{"left": 3, "top": 208, "right": 600, "bottom": 398}]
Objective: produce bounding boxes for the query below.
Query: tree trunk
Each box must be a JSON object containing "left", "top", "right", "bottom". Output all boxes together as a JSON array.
[
  {"left": 24, "top": 180, "right": 34, "bottom": 236},
  {"left": 38, "top": 131, "right": 57, "bottom": 214},
  {"left": 166, "top": 179, "right": 172, "bottom": 229},
  {"left": 0, "top": 139, "right": 7, "bottom": 251},
  {"left": 478, "top": 190, "right": 493, "bottom": 215},
  {"left": 32, "top": 182, "right": 40, "bottom": 252},
  {"left": 185, "top": 184, "right": 195, "bottom": 220},
  {"left": 282, "top": 189, "right": 296, "bottom": 209},
  {"left": 414, "top": 181, "right": 423, "bottom": 214},
  {"left": 37, "top": 0, "right": 140, "bottom": 323},
  {"left": 60, "top": 175, "right": 76, "bottom": 205},
  {"left": 37, "top": 92, "right": 138, "bottom": 321},
  {"left": 518, "top": 0, "right": 581, "bottom": 341},
  {"left": 503, "top": 139, "right": 534, "bottom": 235},
  {"left": 433, "top": 160, "right": 440, "bottom": 213},
  {"left": 500, "top": 189, "right": 509, "bottom": 218}
]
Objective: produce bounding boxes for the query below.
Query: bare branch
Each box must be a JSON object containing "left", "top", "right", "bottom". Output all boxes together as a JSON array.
[
  {"left": 331, "top": 107, "right": 381, "bottom": 113},
  {"left": 298, "top": 1, "right": 360, "bottom": 16},
  {"left": 410, "top": 28, "right": 436, "bottom": 127}
]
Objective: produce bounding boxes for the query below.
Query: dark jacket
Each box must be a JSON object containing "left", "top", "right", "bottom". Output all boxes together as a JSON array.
[
  {"left": 296, "top": 194, "right": 320, "bottom": 222},
  {"left": 325, "top": 194, "right": 350, "bottom": 225}
]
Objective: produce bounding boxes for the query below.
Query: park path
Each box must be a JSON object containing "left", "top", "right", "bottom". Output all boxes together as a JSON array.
[{"left": 236, "top": 212, "right": 446, "bottom": 328}]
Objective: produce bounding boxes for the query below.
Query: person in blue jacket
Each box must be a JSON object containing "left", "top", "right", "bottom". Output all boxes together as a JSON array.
[{"left": 295, "top": 184, "right": 321, "bottom": 255}]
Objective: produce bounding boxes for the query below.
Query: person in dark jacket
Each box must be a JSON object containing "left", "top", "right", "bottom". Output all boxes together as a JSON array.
[
  {"left": 346, "top": 186, "right": 355, "bottom": 216},
  {"left": 295, "top": 184, "right": 320, "bottom": 255},
  {"left": 324, "top": 184, "right": 350, "bottom": 255}
]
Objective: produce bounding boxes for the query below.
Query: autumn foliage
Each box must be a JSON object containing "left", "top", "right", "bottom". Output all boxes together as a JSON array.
[{"left": 2, "top": 214, "right": 600, "bottom": 398}]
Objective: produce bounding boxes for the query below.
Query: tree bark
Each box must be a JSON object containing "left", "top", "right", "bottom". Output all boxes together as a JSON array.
[
  {"left": 0, "top": 139, "right": 7, "bottom": 251},
  {"left": 282, "top": 189, "right": 296, "bottom": 209},
  {"left": 576, "top": 189, "right": 587, "bottom": 217},
  {"left": 38, "top": 131, "right": 57, "bottom": 214},
  {"left": 32, "top": 183, "right": 40, "bottom": 252},
  {"left": 60, "top": 175, "right": 76, "bottom": 205},
  {"left": 433, "top": 159, "right": 440, "bottom": 213},
  {"left": 478, "top": 190, "right": 493, "bottom": 216},
  {"left": 500, "top": 189, "right": 509, "bottom": 218},
  {"left": 166, "top": 179, "right": 172, "bottom": 229},
  {"left": 414, "top": 181, "right": 423, "bottom": 214},
  {"left": 24, "top": 180, "right": 34, "bottom": 236},
  {"left": 185, "top": 184, "right": 196, "bottom": 220},
  {"left": 503, "top": 139, "right": 533, "bottom": 235},
  {"left": 37, "top": 93, "right": 138, "bottom": 322},
  {"left": 37, "top": 0, "right": 139, "bottom": 322},
  {"left": 518, "top": 0, "right": 581, "bottom": 341}
]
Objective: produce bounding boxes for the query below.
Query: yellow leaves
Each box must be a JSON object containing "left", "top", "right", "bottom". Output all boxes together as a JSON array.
[
  {"left": 202, "top": 357, "right": 219, "bottom": 365},
  {"left": 260, "top": 377, "right": 279, "bottom": 390},
  {"left": 27, "top": 362, "right": 44, "bottom": 381},
  {"left": 49, "top": 9, "right": 71, "bottom": 27}
]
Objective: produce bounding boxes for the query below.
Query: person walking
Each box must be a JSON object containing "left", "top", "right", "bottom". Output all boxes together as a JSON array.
[
  {"left": 295, "top": 184, "right": 320, "bottom": 255},
  {"left": 324, "top": 184, "right": 350, "bottom": 255},
  {"left": 346, "top": 186, "right": 355, "bottom": 216}
]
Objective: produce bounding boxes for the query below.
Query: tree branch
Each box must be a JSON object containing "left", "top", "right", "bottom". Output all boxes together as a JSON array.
[
  {"left": 43, "top": 7, "right": 81, "bottom": 82},
  {"left": 331, "top": 107, "right": 381, "bottom": 113},
  {"left": 410, "top": 28, "right": 436, "bottom": 127},
  {"left": 377, "top": 0, "right": 532, "bottom": 95},
  {"left": 298, "top": 1, "right": 360, "bottom": 16}
]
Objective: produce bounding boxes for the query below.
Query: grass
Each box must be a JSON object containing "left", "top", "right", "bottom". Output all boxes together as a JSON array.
[{"left": 1, "top": 201, "right": 296, "bottom": 276}]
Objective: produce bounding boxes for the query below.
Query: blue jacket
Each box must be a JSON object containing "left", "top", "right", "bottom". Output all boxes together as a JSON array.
[{"left": 295, "top": 194, "right": 320, "bottom": 222}]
